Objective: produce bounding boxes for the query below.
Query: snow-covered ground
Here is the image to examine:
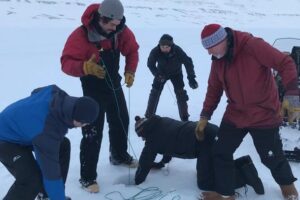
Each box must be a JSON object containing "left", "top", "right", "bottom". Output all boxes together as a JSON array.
[{"left": 0, "top": 0, "right": 299, "bottom": 199}]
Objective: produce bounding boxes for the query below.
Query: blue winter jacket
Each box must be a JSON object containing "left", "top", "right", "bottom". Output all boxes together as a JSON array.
[{"left": 0, "top": 85, "right": 77, "bottom": 200}]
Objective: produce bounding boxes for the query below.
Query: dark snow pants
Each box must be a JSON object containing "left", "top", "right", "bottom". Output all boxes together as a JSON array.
[
  {"left": 80, "top": 82, "right": 129, "bottom": 182},
  {"left": 196, "top": 123, "right": 218, "bottom": 191},
  {"left": 145, "top": 73, "right": 189, "bottom": 120},
  {"left": 213, "top": 122, "right": 297, "bottom": 196},
  {"left": 0, "top": 137, "right": 70, "bottom": 200}
]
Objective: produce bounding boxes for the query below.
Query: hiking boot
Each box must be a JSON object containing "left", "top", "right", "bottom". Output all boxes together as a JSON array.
[
  {"left": 109, "top": 153, "right": 138, "bottom": 168},
  {"left": 199, "top": 191, "right": 235, "bottom": 200},
  {"left": 280, "top": 184, "right": 299, "bottom": 200},
  {"left": 79, "top": 179, "right": 99, "bottom": 193},
  {"left": 235, "top": 155, "right": 264, "bottom": 195}
]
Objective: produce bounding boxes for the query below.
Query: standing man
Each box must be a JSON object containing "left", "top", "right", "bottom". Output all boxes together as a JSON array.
[
  {"left": 61, "top": 0, "right": 139, "bottom": 193},
  {"left": 145, "top": 34, "right": 198, "bottom": 121},
  {"left": 0, "top": 85, "right": 99, "bottom": 200},
  {"left": 196, "top": 24, "right": 299, "bottom": 200}
]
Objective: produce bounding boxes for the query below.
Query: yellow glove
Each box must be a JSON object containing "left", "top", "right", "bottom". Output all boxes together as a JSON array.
[
  {"left": 281, "top": 96, "right": 300, "bottom": 123},
  {"left": 83, "top": 54, "right": 106, "bottom": 79},
  {"left": 125, "top": 72, "right": 135, "bottom": 88},
  {"left": 195, "top": 117, "right": 208, "bottom": 141}
]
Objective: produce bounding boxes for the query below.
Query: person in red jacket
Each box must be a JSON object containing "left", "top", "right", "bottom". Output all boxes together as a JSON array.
[
  {"left": 61, "top": 0, "right": 139, "bottom": 193},
  {"left": 195, "top": 24, "right": 299, "bottom": 200}
]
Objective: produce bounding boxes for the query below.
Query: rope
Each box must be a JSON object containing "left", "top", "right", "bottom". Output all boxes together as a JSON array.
[
  {"left": 104, "top": 186, "right": 181, "bottom": 200},
  {"left": 101, "top": 59, "right": 138, "bottom": 160},
  {"left": 166, "top": 82, "right": 177, "bottom": 105},
  {"left": 126, "top": 87, "right": 138, "bottom": 159},
  {"left": 127, "top": 87, "right": 132, "bottom": 183},
  {"left": 100, "top": 58, "right": 139, "bottom": 187},
  {"left": 100, "top": 60, "right": 181, "bottom": 200}
]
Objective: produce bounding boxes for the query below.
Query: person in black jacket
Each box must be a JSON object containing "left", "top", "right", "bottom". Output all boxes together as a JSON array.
[
  {"left": 0, "top": 85, "right": 99, "bottom": 200},
  {"left": 134, "top": 115, "right": 264, "bottom": 195},
  {"left": 145, "top": 34, "right": 198, "bottom": 121}
]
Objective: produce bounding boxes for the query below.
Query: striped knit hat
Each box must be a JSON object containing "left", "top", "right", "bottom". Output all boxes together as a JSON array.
[
  {"left": 135, "top": 116, "right": 149, "bottom": 137},
  {"left": 201, "top": 24, "right": 227, "bottom": 49}
]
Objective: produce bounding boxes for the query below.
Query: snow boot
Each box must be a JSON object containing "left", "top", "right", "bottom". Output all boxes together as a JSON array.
[
  {"left": 79, "top": 179, "right": 99, "bottom": 193},
  {"left": 199, "top": 191, "right": 235, "bottom": 200},
  {"left": 235, "top": 155, "right": 264, "bottom": 195},
  {"left": 280, "top": 184, "right": 299, "bottom": 200},
  {"left": 109, "top": 153, "right": 138, "bottom": 168}
]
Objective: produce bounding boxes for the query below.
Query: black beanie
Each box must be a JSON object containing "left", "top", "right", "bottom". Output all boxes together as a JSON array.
[
  {"left": 72, "top": 97, "right": 99, "bottom": 124},
  {"left": 135, "top": 115, "right": 162, "bottom": 138},
  {"left": 159, "top": 34, "right": 174, "bottom": 46}
]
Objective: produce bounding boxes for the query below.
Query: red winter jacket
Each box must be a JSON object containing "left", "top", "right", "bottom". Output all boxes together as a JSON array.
[
  {"left": 61, "top": 4, "right": 139, "bottom": 77},
  {"left": 201, "top": 28, "right": 298, "bottom": 128}
]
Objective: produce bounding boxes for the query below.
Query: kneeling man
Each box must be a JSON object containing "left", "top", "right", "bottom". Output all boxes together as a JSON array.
[{"left": 134, "top": 115, "right": 264, "bottom": 195}]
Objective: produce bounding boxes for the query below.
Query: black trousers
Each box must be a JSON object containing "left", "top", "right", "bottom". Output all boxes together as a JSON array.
[
  {"left": 145, "top": 73, "right": 189, "bottom": 120},
  {"left": 80, "top": 83, "right": 129, "bottom": 181},
  {"left": 213, "top": 122, "right": 297, "bottom": 196},
  {"left": 152, "top": 73, "right": 185, "bottom": 91},
  {"left": 196, "top": 123, "right": 218, "bottom": 191},
  {"left": 0, "top": 137, "right": 70, "bottom": 200}
]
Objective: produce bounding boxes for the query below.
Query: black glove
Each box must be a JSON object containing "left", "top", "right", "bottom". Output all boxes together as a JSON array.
[
  {"left": 151, "top": 161, "right": 165, "bottom": 169},
  {"left": 188, "top": 78, "right": 198, "bottom": 89}
]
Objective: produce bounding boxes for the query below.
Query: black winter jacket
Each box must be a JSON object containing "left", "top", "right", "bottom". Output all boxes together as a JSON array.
[
  {"left": 147, "top": 45, "right": 196, "bottom": 79},
  {"left": 135, "top": 115, "right": 217, "bottom": 184}
]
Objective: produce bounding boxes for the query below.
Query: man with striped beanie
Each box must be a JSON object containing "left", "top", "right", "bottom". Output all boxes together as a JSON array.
[
  {"left": 201, "top": 24, "right": 227, "bottom": 50},
  {"left": 196, "top": 24, "right": 299, "bottom": 200}
]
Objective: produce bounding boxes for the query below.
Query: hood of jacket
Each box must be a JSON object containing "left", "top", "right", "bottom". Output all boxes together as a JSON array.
[
  {"left": 81, "top": 4, "right": 99, "bottom": 29},
  {"left": 213, "top": 27, "right": 252, "bottom": 63},
  {"left": 81, "top": 3, "right": 126, "bottom": 41},
  {"left": 48, "top": 87, "right": 76, "bottom": 129}
]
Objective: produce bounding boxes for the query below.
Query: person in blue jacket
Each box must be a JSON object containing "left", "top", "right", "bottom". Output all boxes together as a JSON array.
[{"left": 0, "top": 85, "right": 99, "bottom": 200}]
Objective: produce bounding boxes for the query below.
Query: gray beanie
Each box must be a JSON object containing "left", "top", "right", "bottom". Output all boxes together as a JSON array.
[{"left": 98, "top": 0, "right": 124, "bottom": 20}]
